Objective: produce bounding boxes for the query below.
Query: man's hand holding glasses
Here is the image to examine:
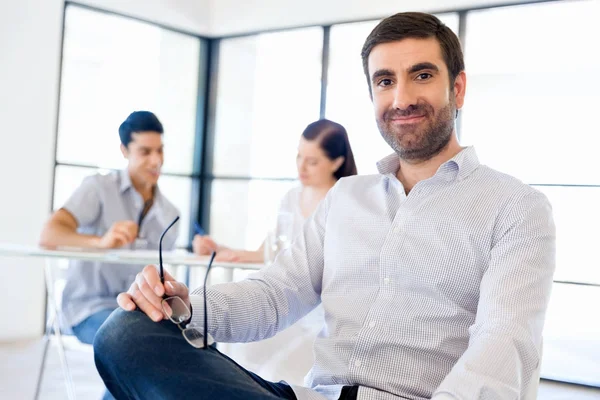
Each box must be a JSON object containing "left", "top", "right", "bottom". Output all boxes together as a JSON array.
[
  {"left": 117, "top": 216, "right": 216, "bottom": 349},
  {"left": 117, "top": 265, "right": 187, "bottom": 322}
]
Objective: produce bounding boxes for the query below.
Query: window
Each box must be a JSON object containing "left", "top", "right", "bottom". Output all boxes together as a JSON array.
[
  {"left": 461, "top": 0, "right": 600, "bottom": 185},
  {"left": 55, "top": 5, "right": 206, "bottom": 246},
  {"left": 212, "top": 28, "right": 323, "bottom": 179},
  {"left": 462, "top": 0, "right": 600, "bottom": 386},
  {"left": 208, "top": 28, "right": 323, "bottom": 248},
  {"left": 209, "top": 180, "right": 297, "bottom": 250}
]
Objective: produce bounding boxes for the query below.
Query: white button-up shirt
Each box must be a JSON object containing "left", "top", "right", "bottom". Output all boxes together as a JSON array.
[{"left": 190, "top": 147, "right": 556, "bottom": 400}]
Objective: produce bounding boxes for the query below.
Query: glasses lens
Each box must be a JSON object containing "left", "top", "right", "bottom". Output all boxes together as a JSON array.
[
  {"left": 182, "top": 326, "right": 215, "bottom": 349},
  {"left": 162, "top": 296, "right": 191, "bottom": 323}
]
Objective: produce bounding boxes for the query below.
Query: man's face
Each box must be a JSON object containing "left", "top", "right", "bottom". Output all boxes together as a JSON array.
[
  {"left": 121, "top": 132, "right": 164, "bottom": 186},
  {"left": 368, "top": 37, "right": 466, "bottom": 162}
]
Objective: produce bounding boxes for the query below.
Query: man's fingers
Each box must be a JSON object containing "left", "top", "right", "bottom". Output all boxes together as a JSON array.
[
  {"left": 142, "top": 265, "right": 163, "bottom": 296},
  {"left": 113, "top": 226, "right": 135, "bottom": 243},
  {"left": 109, "top": 231, "right": 131, "bottom": 247},
  {"left": 164, "top": 280, "right": 189, "bottom": 298},
  {"left": 128, "top": 283, "right": 164, "bottom": 322},
  {"left": 126, "top": 223, "right": 139, "bottom": 238},
  {"left": 108, "top": 230, "right": 130, "bottom": 247},
  {"left": 163, "top": 269, "right": 177, "bottom": 282},
  {"left": 135, "top": 272, "right": 164, "bottom": 311},
  {"left": 117, "top": 292, "right": 136, "bottom": 311},
  {"left": 162, "top": 270, "right": 189, "bottom": 298}
]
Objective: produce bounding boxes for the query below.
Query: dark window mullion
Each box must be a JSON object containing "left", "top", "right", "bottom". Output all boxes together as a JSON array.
[
  {"left": 319, "top": 26, "right": 331, "bottom": 119},
  {"left": 197, "top": 39, "right": 221, "bottom": 235}
]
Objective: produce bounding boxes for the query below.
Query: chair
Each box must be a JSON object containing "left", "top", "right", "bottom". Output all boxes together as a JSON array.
[{"left": 35, "top": 258, "right": 81, "bottom": 400}]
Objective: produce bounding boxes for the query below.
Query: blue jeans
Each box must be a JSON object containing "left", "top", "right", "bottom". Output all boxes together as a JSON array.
[
  {"left": 72, "top": 309, "right": 116, "bottom": 400},
  {"left": 72, "top": 309, "right": 115, "bottom": 345},
  {"left": 93, "top": 309, "right": 297, "bottom": 400}
]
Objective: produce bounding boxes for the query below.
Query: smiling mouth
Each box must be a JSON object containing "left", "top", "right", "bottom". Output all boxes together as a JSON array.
[{"left": 390, "top": 115, "right": 425, "bottom": 124}]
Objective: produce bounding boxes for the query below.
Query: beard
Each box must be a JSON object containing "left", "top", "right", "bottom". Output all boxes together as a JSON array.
[{"left": 376, "top": 97, "right": 456, "bottom": 163}]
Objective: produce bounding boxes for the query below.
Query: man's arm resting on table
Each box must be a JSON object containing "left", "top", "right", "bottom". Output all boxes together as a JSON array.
[{"left": 39, "top": 208, "right": 102, "bottom": 248}]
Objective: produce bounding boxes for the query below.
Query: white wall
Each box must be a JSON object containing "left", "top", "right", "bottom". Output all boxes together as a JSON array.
[
  {"left": 0, "top": 0, "right": 64, "bottom": 340},
  {"left": 210, "top": 0, "right": 534, "bottom": 36}
]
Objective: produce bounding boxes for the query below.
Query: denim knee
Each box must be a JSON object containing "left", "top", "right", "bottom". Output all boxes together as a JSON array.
[{"left": 93, "top": 309, "right": 149, "bottom": 366}]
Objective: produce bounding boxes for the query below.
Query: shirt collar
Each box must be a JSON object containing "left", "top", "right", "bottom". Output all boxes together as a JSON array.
[
  {"left": 119, "top": 169, "right": 133, "bottom": 193},
  {"left": 118, "top": 169, "right": 163, "bottom": 200},
  {"left": 376, "top": 146, "right": 480, "bottom": 182}
]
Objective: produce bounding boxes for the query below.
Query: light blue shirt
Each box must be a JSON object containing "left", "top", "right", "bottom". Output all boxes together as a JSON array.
[
  {"left": 62, "top": 169, "right": 179, "bottom": 327},
  {"left": 190, "top": 147, "right": 556, "bottom": 400}
]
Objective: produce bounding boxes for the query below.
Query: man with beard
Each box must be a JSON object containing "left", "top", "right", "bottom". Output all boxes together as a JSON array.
[{"left": 94, "top": 12, "right": 555, "bottom": 400}]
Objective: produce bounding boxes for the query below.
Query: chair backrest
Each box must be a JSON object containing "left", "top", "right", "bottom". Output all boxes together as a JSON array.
[{"left": 524, "top": 341, "right": 543, "bottom": 400}]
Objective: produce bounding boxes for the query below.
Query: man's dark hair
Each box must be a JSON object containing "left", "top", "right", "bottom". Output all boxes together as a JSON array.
[
  {"left": 361, "top": 12, "right": 464, "bottom": 90},
  {"left": 118, "top": 111, "right": 164, "bottom": 147}
]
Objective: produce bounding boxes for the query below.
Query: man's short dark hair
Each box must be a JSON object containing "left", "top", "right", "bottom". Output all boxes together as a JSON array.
[
  {"left": 118, "top": 111, "right": 164, "bottom": 147},
  {"left": 361, "top": 12, "right": 465, "bottom": 90}
]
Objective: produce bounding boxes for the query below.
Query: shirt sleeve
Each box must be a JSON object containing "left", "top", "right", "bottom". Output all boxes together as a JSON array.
[
  {"left": 62, "top": 175, "right": 102, "bottom": 227},
  {"left": 432, "top": 190, "right": 556, "bottom": 399},
  {"left": 188, "top": 185, "right": 334, "bottom": 343}
]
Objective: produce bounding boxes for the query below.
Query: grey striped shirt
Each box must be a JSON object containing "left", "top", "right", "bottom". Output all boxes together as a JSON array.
[{"left": 190, "top": 147, "right": 556, "bottom": 400}]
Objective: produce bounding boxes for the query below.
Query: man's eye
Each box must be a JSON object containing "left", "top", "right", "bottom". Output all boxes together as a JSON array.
[
  {"left": 416, "top": 73, "right": 432, "bottom": 80},
  {"left": 378, "top": 78, "right": 392, "bottom": 87}
]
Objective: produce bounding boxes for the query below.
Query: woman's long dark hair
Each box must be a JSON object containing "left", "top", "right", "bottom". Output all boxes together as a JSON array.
[{"left": 301, "top": 119, "right": 357, "bottom": 179}]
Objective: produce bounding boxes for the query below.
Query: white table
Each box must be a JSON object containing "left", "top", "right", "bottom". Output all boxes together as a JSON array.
[
  {"left": 0, "top": 243, "right": 263, "bottom": 400},
  {"left": 0, "top": 243, "right": 262, "bottom": 270},
  {"left": 0, "top": 243, "right": 262, "bottom": 294}
]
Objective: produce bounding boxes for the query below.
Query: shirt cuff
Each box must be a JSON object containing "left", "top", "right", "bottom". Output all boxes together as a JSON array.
[{"left": 188, "top": 294, "right": 205, "bottom": 329}]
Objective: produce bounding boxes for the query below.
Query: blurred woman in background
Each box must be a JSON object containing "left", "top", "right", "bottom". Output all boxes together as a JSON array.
[{"left": 193, "top": 118, "right": 357, "bottom": 262}]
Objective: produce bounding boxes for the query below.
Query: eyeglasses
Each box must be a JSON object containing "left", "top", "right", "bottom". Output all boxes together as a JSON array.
[{"left": 158, "top": 216, "right": 216, "bottom": 349}]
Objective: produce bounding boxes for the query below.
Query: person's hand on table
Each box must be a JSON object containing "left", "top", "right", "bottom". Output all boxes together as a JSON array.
[
  {"left": 97, "top": 221, "right": 138, "bottom": 249},
  {"left": 192, "top": 235, "right": 219, "bottom": 255}
]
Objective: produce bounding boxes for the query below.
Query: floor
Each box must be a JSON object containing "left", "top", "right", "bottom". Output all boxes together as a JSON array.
[{"left": 1, "top": 337, "right": 599, "bottom": 400}]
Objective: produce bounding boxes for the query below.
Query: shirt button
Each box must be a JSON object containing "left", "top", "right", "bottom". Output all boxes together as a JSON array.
[
  {"left": 354, "top": 360, "right": 362, "bottom": 367},
  {"left": 393, "top": 227, "right": 400, "bottom": 234},
  {"left": 383, "top": 277, "right": 390, "bottom": 284},
  {"left": 368, "top": 321, "right": 376, "bottom": 328}
]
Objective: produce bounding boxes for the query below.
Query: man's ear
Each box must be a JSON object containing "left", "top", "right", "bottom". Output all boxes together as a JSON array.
[
  {"left": 453, "top": 71, "right": 467, "bottom": 110},
  {"left": 120, "top": 144, "right": 128, "bottom": 159}
]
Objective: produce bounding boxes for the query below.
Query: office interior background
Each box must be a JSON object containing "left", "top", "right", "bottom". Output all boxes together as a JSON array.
[{"left": 1, "top": 0, "right": 599, "bottom": 397}]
